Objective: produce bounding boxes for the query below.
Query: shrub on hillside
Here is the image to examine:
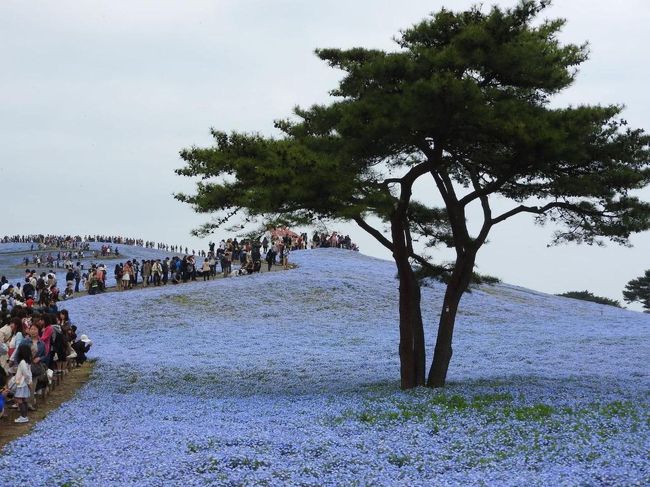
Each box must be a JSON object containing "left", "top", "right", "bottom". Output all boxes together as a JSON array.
[{"left": 557, "top": 290, "right": 622, "bottom": 308}]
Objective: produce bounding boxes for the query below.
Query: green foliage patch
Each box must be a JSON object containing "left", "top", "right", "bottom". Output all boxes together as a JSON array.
[{"left": 557, "top": 290, "right": 622, "bottom": 308}]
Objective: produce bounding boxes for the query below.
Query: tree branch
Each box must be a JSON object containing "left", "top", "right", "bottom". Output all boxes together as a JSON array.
[
  {"left": 353, "top": 215, "right": 446, "bottom": 275},
  {"left": 352, "top": 216, "right": 394, "bottom": 252},
  {"left": 468, "top": 168, "right": 493, "bottom": 249},
  {"left": 458, "top": 175, "right": 508, "bottom": 207},
  {"left": 393, "top": 159, "right": 435, "bottom": 189},
  {"left": 491, "top": 201, "right": 581, "bottom": 225}
]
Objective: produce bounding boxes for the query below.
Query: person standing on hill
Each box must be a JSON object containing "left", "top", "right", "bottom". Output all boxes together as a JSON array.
[
  {"left": 74, "top": 264, "right": 81, "bottom": 293},
  {"left": 265, "top": 248, "right": 275, "bottom": 272},
  {"left": 142, "top": 260, "right": 152, "bottom": 286},
  {"left": 65, "top": 268, "right": 75, "bottom": 291},
  {"left": 223, "top": 247, "right": 232, "bottom": 276},
  {"left": 46, "top": 272, "right": 57, "bottom": 289},
  {"left": 180, "top": 257, "right": 189, "bottom": 283},
  {"left": 27, "top": 320, "right": 47, "bottom": 400},
  {"left": 201, "top": 258, "right": 211, "bottom": 280},
  {"left": 99, "top": 265, "right": 108, "bottom": 290},
  {"left": 162, "top": 258, "right": 170, "bottom": 285},
  {"left": 282, "top": 246, "right": 290, "bottom": 269},
  {"left": 122, "top": 261, "right": 133, "bottom": 290},
  {"left": 35, "top": 274, "right": 46, "bottom": 301},
  {"left": 114, "top": 264, "right": 123, "bottom": 290},
  {"left": 231, "top": 239, "right": 239, "bottom": 259},
  {"left": 12, "top": 343, "right": 32, "bottom": 424},
  {"left": 22, "top": 278, "right": 35, "bottom": 300},
  {"left": 151, "top": 260, "right": 162, "bottom": 286},
  {"left": 187, "top": 256, "right": 197, "bottom": 281},
  {"left": 131, "top": 260, "right": 139, "bottom": 287},
  {"left": 251, "top": 244, "right": 261, "bottom": 267}
]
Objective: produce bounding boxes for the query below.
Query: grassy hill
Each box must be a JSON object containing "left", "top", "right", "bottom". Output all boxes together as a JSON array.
[{"left": 0, "top": 247, "right": 647, "bottom": 486}]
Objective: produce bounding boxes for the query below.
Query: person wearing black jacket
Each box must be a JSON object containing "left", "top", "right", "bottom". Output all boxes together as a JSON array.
[
  {"left": 74, "top": 264, "right": 81, "bottom": 293},
  {"left": 162, "top": 258, "right": 169, "bottom": 285},
  {"left": 71, "top": 335, "right": 92, "bottom": 365},
  {"left": 265, "top": 249, "right": 275, "bottom": 272},
  {"left": 65, "top": 269, "right": 75, "bottom": 290},
  {"left": 22, "top": 278, "right": 35, "bottom": 299}
]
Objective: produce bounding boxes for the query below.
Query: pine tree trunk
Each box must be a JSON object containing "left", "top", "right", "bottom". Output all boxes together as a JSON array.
[
  {"left": 392, "top": 220, "right": 426, "bottom": 389},
  {"left": 395, "top": 257, "right": 426, "bottom": 389},
  {"left": 427, "top": 252, "right": 475, "bottom": 388}
]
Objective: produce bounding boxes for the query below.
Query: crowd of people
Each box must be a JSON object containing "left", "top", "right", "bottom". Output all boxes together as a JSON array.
[
  {"left": 2, "top": 230, "right": 359, "bottom": 253},
  {"left": 2, "top": 234, "right": 197, "bottom": 255},
  {"left": 22, "top": 250, "right": 88, "bottom": 269},
  {"left": 310, "top": 231, "right": 358, "bottom": 251},
  {"left": 2, "top": 235, "right": 89, "bottom": 250},
  {"left": 107, "top": 236, "right": 287, "bottom": 292},
  {"left": 3, "top": 230, "right": 359, "bottom": 299},
  {"left": 0, "top": 297, "right": 92, "bottom": 424},
  {"left": 58, "top": 230, "right": 360, "bottom": 295}
]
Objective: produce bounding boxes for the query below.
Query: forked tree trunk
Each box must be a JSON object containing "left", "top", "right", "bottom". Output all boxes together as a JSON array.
[
  {"left": 394, "top": 257, "right": 426, "bottom": 389},
  {"left": 392, "top": 220, "right": 426, "bottom": 389},
  {"left": 427, "top": 251, "right": 476, "bottom": 388}
]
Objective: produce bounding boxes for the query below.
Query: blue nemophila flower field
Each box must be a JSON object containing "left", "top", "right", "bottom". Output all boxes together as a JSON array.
[{"left": 0, "top": 248, "right": 647, "bottom": 486}]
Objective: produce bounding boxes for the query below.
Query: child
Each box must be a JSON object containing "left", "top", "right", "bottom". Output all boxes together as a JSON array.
[{"left": 13, "top": 343, "right": 32, "bottom": 423}]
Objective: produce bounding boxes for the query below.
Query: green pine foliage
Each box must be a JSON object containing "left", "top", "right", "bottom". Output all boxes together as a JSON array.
[
  {"left": 557, "top": 290, "right": 622, "bottom": 308},
  {"left": 623, "top": 270, "right": 650, "bottom": 311}
]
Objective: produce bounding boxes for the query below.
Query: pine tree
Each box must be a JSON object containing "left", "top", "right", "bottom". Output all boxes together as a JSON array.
[{"left": 176, "top": 1, "right": 650, "bottom": 388}]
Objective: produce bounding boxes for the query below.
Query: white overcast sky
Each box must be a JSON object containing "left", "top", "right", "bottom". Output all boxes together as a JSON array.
[{"left": 1, "top": 0, "right": 649, "bottom": 308}]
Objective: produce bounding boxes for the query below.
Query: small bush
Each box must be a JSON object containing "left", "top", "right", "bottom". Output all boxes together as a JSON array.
[{"left": 556, "top": 290, "right": 621, "bottom": 308}]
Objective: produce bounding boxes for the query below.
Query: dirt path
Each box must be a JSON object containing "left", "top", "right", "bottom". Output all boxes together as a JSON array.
[{"left": 66, "top": 262, "right": 295, "bottom": 298}]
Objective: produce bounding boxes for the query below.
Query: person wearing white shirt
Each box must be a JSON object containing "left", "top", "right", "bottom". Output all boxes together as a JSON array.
[{"left": 13, "top": 343, "right": 32, "bottom": 423}]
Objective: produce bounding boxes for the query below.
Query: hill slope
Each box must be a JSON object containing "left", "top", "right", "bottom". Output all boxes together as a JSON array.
[{"left": 0, "top": 248, "right": 647, "bottom": 486}]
